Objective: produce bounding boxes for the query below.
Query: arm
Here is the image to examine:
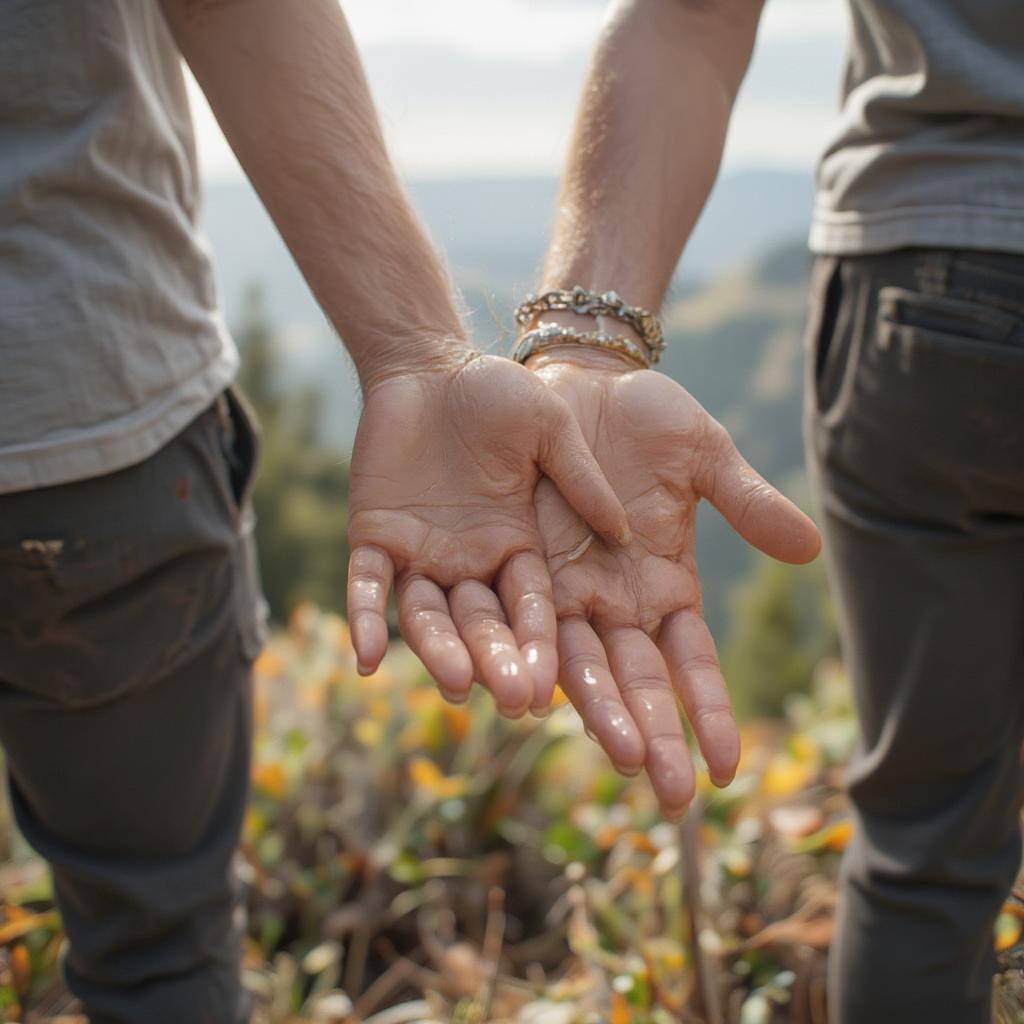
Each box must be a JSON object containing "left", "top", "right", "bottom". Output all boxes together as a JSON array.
[
  {"left": 537, "top": 0, "right": 764, "bottom": 340},
  {"left": 525, "top": 0, "right": 822, "bottom": 819},
  {"left": 160, "top": 0, "right": 631, "bottom": 710},
  {"left": 160, "top": 0, "right": 464, "bottom": 391}
]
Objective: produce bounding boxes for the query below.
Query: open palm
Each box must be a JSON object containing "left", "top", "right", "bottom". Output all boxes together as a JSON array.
[
  {"left": 346, "top": 353, "right": 630, "bottom": 717},
  {"left": 532, "top": 358, "right": 821, "bottom": 819}
]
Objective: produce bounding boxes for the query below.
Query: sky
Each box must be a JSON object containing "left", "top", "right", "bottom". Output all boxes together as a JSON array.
[{"left": 187, "top": 0, "right": 849, "bottom": 183}]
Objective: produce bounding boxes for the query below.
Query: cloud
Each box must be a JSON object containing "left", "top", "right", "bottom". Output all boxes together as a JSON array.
[{"left": 188, "top": 0, "right": 848, "bottom": 181}]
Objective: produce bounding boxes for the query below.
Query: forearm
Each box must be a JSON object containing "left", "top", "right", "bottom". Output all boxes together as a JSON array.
[
  {"left": 160, "top": 0, "right": 467, "bottom": 390},
  {"left": 538, "top": 0, "right": 763, "bottom": 331}
]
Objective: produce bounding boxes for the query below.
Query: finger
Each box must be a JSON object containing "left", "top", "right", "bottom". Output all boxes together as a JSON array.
[
  {"left": 496, "top": 550, "right": 558, "bottom": 715},
  {"left": 557, "top": 616, "right": 645, "bottom": 776},
  {"left": 537, "top": 399, "right": 632, "bottom": 548},
  {"left": 659, "top": 608, "right": 739, "bottom": 788},
  {"left": 347, "top": 544, "right": 394, "bottom": 675},
  {"left": 395, "top": 573, "right": 474, "bottom": 701},
  {"left": 603, "top": 625, "right": 695, "bottom": 821},
  {"left": 448, "top": 580, "right": 533, "bottom": 718},
  {"left": 696, "top": 421, "right": 821, "bottom": 564}
]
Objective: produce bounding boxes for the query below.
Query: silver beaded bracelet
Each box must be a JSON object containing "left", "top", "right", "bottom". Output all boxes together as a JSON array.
[{"left": 514, "top": 286, "right": 665, "bottom": 363}]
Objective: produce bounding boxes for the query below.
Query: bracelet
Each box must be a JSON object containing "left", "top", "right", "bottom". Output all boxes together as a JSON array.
[
  {"left": 512, "top": 322, "right": 651, "bottom": 370},
  {"left": 514, "top": 286, "right": 665, "bottom": 364}
]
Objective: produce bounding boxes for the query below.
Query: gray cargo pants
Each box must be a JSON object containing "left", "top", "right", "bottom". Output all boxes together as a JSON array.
[
  {"left": 805, "top": 248, "right": 1024, "bottom": 1024},
  {"left": 0, "top": 390, "right": 264, "bottom": 1023}
]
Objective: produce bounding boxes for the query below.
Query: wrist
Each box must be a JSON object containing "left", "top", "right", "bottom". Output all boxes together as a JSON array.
[
  {"left": 517, "top": 307, "right": 653, "bottom": 374},
  {"left": 357, "top": 333, "right": 476, "bottom": 394},
  {"left": 525, "top": 343, "right": 639, "bottom": 374}
]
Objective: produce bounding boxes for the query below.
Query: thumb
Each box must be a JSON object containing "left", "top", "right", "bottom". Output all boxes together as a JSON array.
[
  {"left": 696, "top": 421, "right": 821, "bottom": 564},
  {"left": 536, "top": 398, "right": 632, "bottom": 548}
]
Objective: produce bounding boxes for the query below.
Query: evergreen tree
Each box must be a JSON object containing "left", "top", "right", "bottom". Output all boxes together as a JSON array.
[{"left": 234, "top": 284, "right": 351, "bottom": 621}]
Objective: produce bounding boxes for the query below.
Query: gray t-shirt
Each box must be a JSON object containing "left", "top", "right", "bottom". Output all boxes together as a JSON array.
[
  {"left": 0, "top": 0, "right": 237, "bottom": 494},
  {"left": 811, "top": 0, "right": 1024, "bottom": 256}
]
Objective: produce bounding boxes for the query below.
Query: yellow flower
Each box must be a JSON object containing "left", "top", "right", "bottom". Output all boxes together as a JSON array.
[
  {"left": 243, "top": 806, "right": 266, "bottom": 840},
  {"left": 253, "top": 648, "right": 285, "bottom": 679},
  {"left": 443, "top": 703, "right": 471, "bottom": 742},
  {"left": 996, "top": 910, "right": 1024, "bottom": 952},
  {"left": 10, "top": 943, "right": 31, "bottom": 996},
  {"left": 760, "top": 738, "right": 821, "bottom": 798},
  {"left": 354, "top": 717, "right": 383, "bottom": 747},
  {"left": 820, "top": 819, "right": 854, "bottom": 852},
  {"left": 644, "top": 937, "right": 687, "bottom": 973},
  {"left": 252, "top": 761, "right": 288, "bottom": 800},
  {"left": 793, "top": 818, "right": 855, "bottom": 854},
  {"left": 408, "top": 756, "right": 469, "bottom": 800}
]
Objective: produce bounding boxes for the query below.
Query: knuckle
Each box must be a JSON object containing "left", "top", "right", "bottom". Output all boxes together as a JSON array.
[
  {"left": 458, "top": 606, "right": 507, "bottom": 632},
  {"left": 561, "top": 650, "right": 600, "bottom": 680},
  {"left": 619, "top": 674, "right": 671, "bottom": 696},
  {"left": 582, "top": 693, "right": 621, "bottom": 718},
  {"left": 646, "top": 732, "right": 689, "bottom": 753},
  {"left": 690, "top": 702, "right": 735, "bottom": 730},
  {"left": 679, "top": 652, "right": 721, "bottom": 674}
]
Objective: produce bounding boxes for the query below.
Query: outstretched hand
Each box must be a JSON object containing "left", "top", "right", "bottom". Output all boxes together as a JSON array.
[
  {"left": 531, "top": 354, "right": 821, "bottom": 820},
  {"left": 347, "top": 352, "right": 631, "bottom": 718}
]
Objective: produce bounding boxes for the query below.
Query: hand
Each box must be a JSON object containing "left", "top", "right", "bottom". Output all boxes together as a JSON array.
[
  {"left": 346, "top": 351, "right": 632, "bottom": 718},
  {"left": 531, "top": 352, "right": 821, "bottom": 820}
]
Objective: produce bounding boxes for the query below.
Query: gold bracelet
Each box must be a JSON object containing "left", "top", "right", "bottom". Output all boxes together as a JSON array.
[
  {"left": 514, "top": 286, "right": 665, "bottom": 363},
  {"left": 512, "top": 322, "right": 651, "bottom": 370}
]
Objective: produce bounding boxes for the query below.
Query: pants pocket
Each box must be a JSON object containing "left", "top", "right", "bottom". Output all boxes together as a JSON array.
[
  {"left": 216, "top": 388, "right": 268, "bottom": 660},
  {"left": 215, "top": 387, "right": 261, "bottom": 519},
  {"left": 806, "top": 256, "right": 860, "bottom": 422}
]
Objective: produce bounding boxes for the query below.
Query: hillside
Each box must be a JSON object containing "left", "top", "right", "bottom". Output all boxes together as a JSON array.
[{"left": 200, "top": 173, "right": 816, "bottom": 641}]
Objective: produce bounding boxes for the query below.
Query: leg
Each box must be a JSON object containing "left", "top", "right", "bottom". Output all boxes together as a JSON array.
[
  {"left": 821, "top": 505, "right": 1024, "bottom": 1024},
  {"left": 0, "top": 394, "right": 264, "bottom": 1023},
  {"left": 805, "top": 250, "right": 1024, "bottom": 1024}
]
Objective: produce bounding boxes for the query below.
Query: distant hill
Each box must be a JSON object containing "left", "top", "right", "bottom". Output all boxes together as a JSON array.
[
  {"left": 200, "top": 168, "right": 813, "bottom": 446},
  {"left": 203, "top": 168, "right": 812, "bottom": 333},
  {"left": 200, "top": 171, "right": 816, "bottom": 641}
]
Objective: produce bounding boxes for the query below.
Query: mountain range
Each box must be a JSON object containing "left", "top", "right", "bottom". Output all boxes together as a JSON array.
[{"left": 199, "top": 167, "right": 818, "bottom": 639}]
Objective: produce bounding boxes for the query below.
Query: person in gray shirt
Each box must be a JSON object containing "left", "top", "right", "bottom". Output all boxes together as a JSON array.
[{"left": 522, "top": 0, "right": 1024, "bottom": 1021}]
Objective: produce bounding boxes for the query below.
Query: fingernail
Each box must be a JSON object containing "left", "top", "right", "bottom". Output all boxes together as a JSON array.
[
  {"left": 618, "top": 528, "right": 633, "bottom": 547},
  {"left": 501, "top": 702, "right": 531, "bottom": 720},
  {"left": 440, "top": 688, "right": 469, "bottom": 705},
  {"left": 665, "top": 809, "right": 689, "bottom": 825},
  {"left": 617, "top": 763, "right": 642, "bottom": 778},
  {"left": 529, "top": 705, "right": 550, "bottom": 719}
]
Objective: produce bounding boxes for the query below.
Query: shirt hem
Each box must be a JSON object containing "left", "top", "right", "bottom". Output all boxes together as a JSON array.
[
  {"left": 0, "top": 346, "right": 240, "bottom": 495},
  {"left": 809, "top": 205, "right": 1024, "bottom": 256}
]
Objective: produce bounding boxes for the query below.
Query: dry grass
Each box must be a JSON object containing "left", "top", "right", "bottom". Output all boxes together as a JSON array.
[{"left": 1, "top": 605, "right": 1022, "bottom": 1023}]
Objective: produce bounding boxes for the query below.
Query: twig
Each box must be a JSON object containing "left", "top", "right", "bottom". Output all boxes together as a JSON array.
[
  {"left": 680, "top": 797, "right": 724, "bottom": 1024},
  {"left": 354, "top": 957, "right": 422, "bottom": 1019},
  {"left": 343, "top": 922, "right": 372, "bottom": 999},
  {"left": 479, "top": 888, "right": 506, "bottom": 1020}
]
